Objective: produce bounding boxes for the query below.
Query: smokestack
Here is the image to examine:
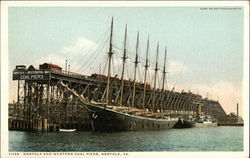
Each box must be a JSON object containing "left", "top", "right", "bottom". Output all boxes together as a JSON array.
[
  {"left": 65, "top": 59, "right": 67, "bottom": 71},
  {"left": 237, "top": 103, "right": 239, "bottom": 117}
]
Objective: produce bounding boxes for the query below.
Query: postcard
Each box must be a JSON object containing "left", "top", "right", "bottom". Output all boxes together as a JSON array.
[{"left": 1, "top": 1, "right": 249, "bottom": 158}]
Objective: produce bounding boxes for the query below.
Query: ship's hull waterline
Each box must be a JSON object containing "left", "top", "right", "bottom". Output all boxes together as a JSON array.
[
  {"left": 86, "top": 104, "right": 178, "bottom": 132},
  {"left": 173, "top": 119, "right": 195, "bottom": 128},
  {"left": 194, "top": 122, "right": 217, "bottom": 128}
]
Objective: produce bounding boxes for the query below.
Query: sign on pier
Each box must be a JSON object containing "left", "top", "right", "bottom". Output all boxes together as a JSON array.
[{"left": 13, "top": 70, "right": 51, "bottom": 80}]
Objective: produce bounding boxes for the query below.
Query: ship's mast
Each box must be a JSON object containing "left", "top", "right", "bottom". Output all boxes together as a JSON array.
[
  {"left": 152, "top": 42, "right": 159, "bottom": 111},
  {"left": 106, "top": 17, "right": 114, "bottom": 106},
  {"left": 119, "top": 25, "right": 128, "bottom": 106},
  {"left": 142, "top": 36, "right": 150, "bottom": 109},
  {"left": 131, "top": 32, "right": 140, "bottom": 108},
  {"left": 162, "top": 46, "right": 167, "bottom": 90},
  {"left": 160, "top": 46, "right": 167, "bottom": 112}
]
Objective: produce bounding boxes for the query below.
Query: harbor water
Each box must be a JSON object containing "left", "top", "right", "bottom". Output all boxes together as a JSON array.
[{"left": 9, "top": 126, "right": 243, "bottom": 152}]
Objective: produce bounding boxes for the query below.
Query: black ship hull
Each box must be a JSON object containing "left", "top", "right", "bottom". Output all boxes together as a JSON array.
[
  {"left": 86, "top": 104, "right": 178, "bottom": 132},
  {"left": 173, "top": 119, "right": 195, "bottom": 128}
]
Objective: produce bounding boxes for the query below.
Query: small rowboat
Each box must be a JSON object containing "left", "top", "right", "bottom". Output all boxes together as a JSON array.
[{"left": 59, "top": 129, "right": 76, "bottom": 132}]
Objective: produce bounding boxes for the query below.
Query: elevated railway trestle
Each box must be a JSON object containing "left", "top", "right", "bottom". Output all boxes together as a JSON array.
[{"left": 10, "top": 64, "right": 227, "bottom": 131}]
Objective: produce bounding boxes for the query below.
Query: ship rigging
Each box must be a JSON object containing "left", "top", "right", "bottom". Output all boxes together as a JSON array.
[{"left": 11, "top": 18, "right": 228, "bottom": 132}]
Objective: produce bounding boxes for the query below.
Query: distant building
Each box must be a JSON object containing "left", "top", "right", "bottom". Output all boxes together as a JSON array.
[
  {"left": 218, "top": 112, "right": 244, "bottom": 124},
  {"left": 39, "top": 63, "right": 62, "bottom": 72}
]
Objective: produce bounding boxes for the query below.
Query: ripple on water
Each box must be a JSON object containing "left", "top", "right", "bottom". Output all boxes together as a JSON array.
[{"left": 9, "top": 126, "right": 243, "bottom": 152}]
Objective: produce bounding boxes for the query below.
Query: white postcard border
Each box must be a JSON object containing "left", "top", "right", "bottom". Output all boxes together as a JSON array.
[{"left": 1, "top": 1, "right": 249, "bottom": 158}]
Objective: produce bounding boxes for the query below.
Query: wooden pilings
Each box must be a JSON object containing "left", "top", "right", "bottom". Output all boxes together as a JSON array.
[
  {"left": 9, "top": 118, "right": 48, "bottom": 132},
  {"left": 9, "top": 118, "right": 91, "bottom": 132},
  {"left": 9, "top": 118, "right": 29, "bottom": 131},
  {"left": 32, "top": 118, "right": 48, "bottom": 132},
  {"left": 48, "top": 123, "right": 60, "bottom": 132}
]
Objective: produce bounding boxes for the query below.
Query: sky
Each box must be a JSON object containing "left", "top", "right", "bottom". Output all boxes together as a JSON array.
[{"left": 8, "top": 6, "right": 244, "bottom": 116}]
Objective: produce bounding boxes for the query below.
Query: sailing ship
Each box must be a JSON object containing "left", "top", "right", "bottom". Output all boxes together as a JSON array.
[{"left": 59, "top": 18, "right": 205, "bottom": 131}]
